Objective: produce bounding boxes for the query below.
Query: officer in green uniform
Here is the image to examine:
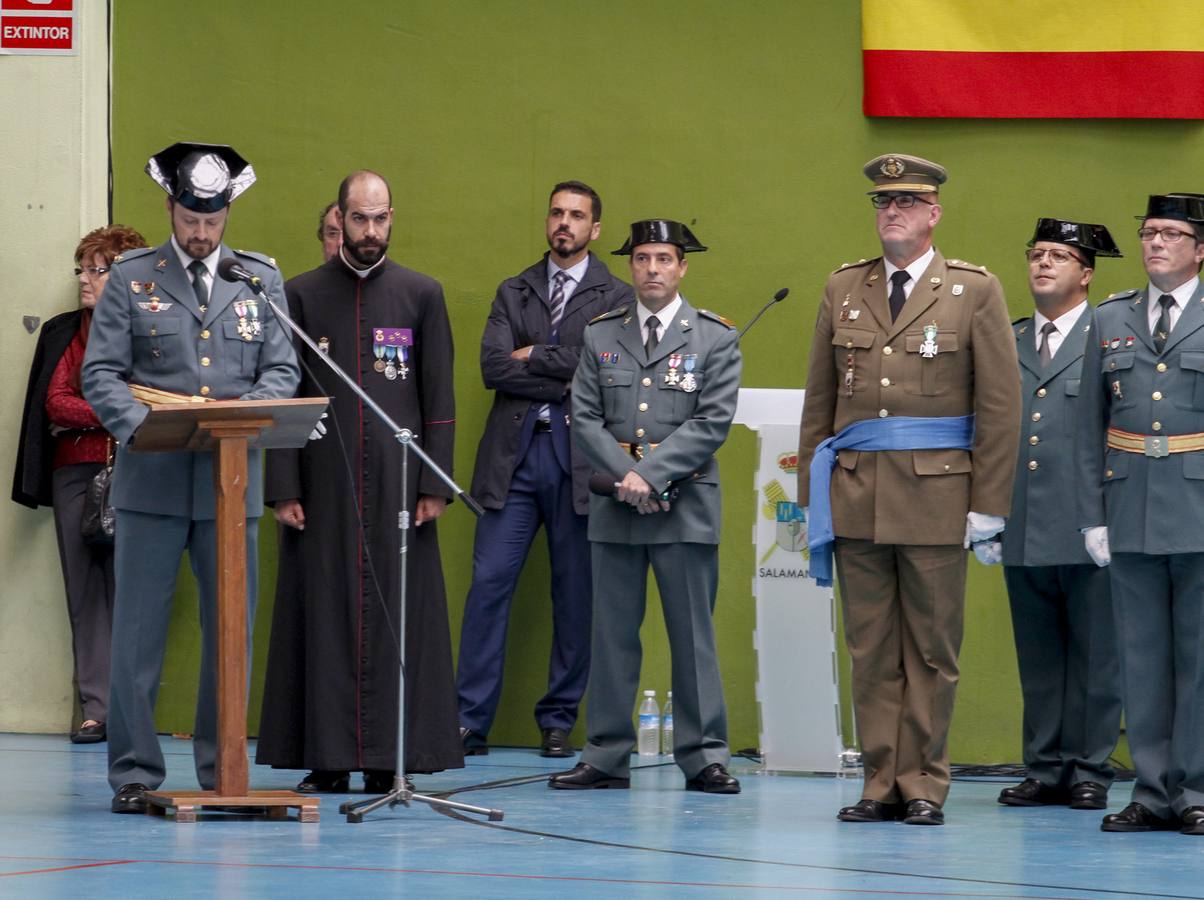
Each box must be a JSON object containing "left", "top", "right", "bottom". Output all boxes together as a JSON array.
[
  {"left": 549, "top": 220, "right": 742, "bottom": 794},
  {"left": 995, "top": 218, "right": 1123, "bottom": 812},
  {"left": 1078, "top": 194, "right": 1204, "bottom": 835},
  {"left": 83, "top": 142, "right": 299, "bottom": 814}
]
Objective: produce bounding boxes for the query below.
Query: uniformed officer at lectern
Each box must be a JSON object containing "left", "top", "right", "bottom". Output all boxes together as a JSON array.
[
  {"left": 1077, "top": 193, "right": 1204, "bottom": 836},
  {"left": 83, "top": 142, "right": 299, "bottom": 814},
  {"left": 995, "top": 218, "right": 1123, "bottom": 813},
  {"left": 550, "top": 219, "right": 743, "bottom": 795}
]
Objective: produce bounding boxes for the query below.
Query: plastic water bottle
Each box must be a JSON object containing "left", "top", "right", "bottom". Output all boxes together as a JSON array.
[
  {"left": 637, "top": 690, "right": 660, "bottom": 757},
  {"left": 661, "top": 691, "right": 674, "bottom": 757}
]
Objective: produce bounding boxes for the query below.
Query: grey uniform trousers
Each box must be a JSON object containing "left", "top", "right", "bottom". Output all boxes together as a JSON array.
[
  {"left": 107, "top": 509, "right": 257, "bottom": 792},
  {"left": 580, "top": 540, "right": 729, "bottom": 780}
]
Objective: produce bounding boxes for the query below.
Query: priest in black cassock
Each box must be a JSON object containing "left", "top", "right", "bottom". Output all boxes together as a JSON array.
[{"left": 256, "top": 171, "right": 463, "bottom": 791}]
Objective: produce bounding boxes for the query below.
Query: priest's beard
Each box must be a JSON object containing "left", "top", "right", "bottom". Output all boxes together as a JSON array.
[{"left": 344, "top": 232, "right": 390, "bottom": 267}]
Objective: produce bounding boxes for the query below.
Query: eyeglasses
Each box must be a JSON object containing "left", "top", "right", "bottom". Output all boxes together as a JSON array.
[
  {"left": 73, "top": 265, "right": 111, "bottom": 277},
  {"left": 1137, "top": 227, "right": 1198, "bottom": 243},
  {"left": 870, "top": 194, "right": 935, "bottom": 210},
  {"left": 1025, "top": 248, "right": 1087, "bottom": 266}
]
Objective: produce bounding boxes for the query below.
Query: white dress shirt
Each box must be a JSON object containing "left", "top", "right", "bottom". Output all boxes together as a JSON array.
[
  {"left": 883, "top": 246, "right": 936, "bottom": 301},
  {"left": 171, "top": 236, "right": 219, "bottom": 299},
  {"left": 1146, "top": 275, "right": 1199, "bottom": 335},
  {"left": 1032, "top": 300, "right": 1088, "bottom": 358},
  {"left": 635, "top": 295, "right": 683, "bottom": 346}
]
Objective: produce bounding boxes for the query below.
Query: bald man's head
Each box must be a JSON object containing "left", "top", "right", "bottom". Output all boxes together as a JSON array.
[
  {"left": 338, "top": 170, "right": 392, "bottom": 214},
  {"left": 337, "top": 170, "right": 394, "bottom": 267}
]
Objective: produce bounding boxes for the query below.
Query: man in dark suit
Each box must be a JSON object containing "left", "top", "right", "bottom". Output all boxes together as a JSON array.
[
  {"left": 82, "top": 142, "right": 299, "bottom": 813},
  {"left": 1078, "top": 194, "right": 1204, "bottom": 835},
  {"left": 549, "top": 219, "right": 742, "bottom": 794},
  {"left": 995, "top": 218, "right": 1123, "bottom": 812},
  {"left": 456, "top": 181, "right": 632, "bottom": 757}
]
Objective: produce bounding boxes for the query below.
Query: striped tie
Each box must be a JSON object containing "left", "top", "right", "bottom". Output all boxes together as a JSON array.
[
  {"left": 537, "top": 271, "right": 570, "bottom": 423},
  {"left": 549, "top": 271, "right": 568, "bottom": 333}
]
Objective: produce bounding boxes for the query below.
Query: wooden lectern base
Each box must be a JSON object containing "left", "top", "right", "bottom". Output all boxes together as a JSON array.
[{"left": 146, "top": 790, "right": 319, "bottom": 823}]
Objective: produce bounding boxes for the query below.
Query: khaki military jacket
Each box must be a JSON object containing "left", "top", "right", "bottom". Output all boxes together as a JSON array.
[{"left": 798, "top": 249, "right": 1020, "bottom": 545}]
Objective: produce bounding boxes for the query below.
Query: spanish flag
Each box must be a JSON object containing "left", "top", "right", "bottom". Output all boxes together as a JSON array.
[{"left": 863, "top": 0, "right": 1204, "bottom": 118}]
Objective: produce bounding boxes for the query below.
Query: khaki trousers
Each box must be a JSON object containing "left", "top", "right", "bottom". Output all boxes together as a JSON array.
[{"left": 835, "top": 539, "right": 966, "bottom": 804}]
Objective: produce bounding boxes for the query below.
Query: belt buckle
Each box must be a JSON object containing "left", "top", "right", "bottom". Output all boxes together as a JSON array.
[{"left": 1144, "top": 435, "right": 1169, "bottom": 458}]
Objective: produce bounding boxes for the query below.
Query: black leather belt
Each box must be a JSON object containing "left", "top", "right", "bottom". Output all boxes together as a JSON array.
[{"left": 533, "top": 419, "right": 553, "bottom": 433}]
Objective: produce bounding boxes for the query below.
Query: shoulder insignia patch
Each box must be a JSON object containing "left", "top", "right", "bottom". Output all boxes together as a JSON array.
[
  {"left": 699, "top": 309, "right": 736, "bottom": 329},
  {"left": 1101, "top": 289, "right": 1139, "bottom": 304},
  {"left": 112, "top": 247, "right": 155, "bottom": 264},
  {"left": 233, "top": 248, "right": 277, "bottom": 268},
  {"left": 833, "top": 258, "right": 875, "bottom": 274},
  {"left": 947, "top": 258, "right": 990, "bottom": 275},
  {"left": 588, "top": 306, "right": 628, "bottom": 325}
]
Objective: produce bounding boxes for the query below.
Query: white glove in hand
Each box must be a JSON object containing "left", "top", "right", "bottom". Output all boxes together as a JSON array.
[
  {"left": 964, "top": 511, "right": 1006, "bottom": 548},
  {"left": 1083, "top": 526, "right": 1111, "bottom": 567},
  {"left": 972, "top": 540, "right": 1003, "bottom": 565},
  {"left": 308, "top": 412, "right": 328, "bottom": 441}
]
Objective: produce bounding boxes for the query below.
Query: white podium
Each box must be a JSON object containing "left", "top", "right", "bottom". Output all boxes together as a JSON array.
[{"left": 734, "top": 388, "right": 846, "bottom": 774}]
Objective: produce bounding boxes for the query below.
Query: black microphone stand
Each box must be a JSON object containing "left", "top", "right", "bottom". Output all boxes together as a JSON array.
[
  {"left": 739, "top": 288, "right": 789, "bottom": 340},
  {"left": 233, "top": 269, "right": 502, "bottom": 824}
]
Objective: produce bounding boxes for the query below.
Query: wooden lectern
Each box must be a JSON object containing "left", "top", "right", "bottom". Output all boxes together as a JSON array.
[{"left": 129, "top": 396, "right": 328, "bottom": 823}]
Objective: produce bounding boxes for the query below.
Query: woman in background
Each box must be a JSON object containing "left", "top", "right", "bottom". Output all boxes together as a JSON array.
[{"left": 12, "top": 224, "right": 147, "bottom": 743}]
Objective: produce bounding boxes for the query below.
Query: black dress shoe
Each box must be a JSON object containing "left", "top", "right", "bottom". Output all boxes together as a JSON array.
[
  {"left": 364, "top": 770, "right": 412, "bottom": 793},
  {"left": 998, "top": 778, "right": 1068, "bottom": 807},
  {"left": 111, "top": 783, "right": 148, "bottom": 814},
  {"left": 71, "top": 721, "right": 106, "bottom": 744},
  {"left": 548, "top": 762, "right": 629, "bottom": 790},
  {"left": 1101, "top": 801, "right": 1179, "bottom": 832},
  {"left": 295, "top": 770, "right": 350, "bottom": 793},
  {"left": 1069, "top": 781, "right": 1108, "bottom": 810},
  {"left": 460, "top": 727, "right": 488, "bottom": 756},
  {"left": 685, "top": 763, "right": 741, "bottom": 794},
  {"left": 902, "top": 799, "right": 944, "bottom": 825},
  {"left": 539, "top": 727, "right": 574, "bottom": 758},
  {"left": 837, "top": 799, "right": 903, "bottom": 822}
]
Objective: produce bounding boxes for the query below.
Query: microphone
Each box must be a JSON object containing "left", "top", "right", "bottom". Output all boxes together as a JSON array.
[
  {"left": 738, "top": 287, "right": 789, "bottom": 339},
  {"left": 217, "top": 257, "right": 266, "bottom": 294}
]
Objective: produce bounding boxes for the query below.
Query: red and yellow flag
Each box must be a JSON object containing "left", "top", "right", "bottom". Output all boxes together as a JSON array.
[{"left": 863, "top": 1, "right": 1204, "bottom": 118}]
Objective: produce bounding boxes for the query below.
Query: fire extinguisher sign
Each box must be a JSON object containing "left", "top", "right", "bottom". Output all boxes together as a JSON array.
[{"left": 1, "top": 0, "right": 76, "bottom": 56}]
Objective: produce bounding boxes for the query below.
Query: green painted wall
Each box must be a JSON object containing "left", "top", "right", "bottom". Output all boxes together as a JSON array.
[{"left": 108, "top": 0, "right": 1184, "bottom": 763}]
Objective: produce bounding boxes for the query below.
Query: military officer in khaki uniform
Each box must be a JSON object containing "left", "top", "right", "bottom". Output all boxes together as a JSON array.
[
  {"left": 550, "top": 219, "right": 743, "bottom": 795},
  {"left": 798, "top": 155, "right": 1020, "bottom": 825},
  {"left": 995, "top": 218, "right": 1123, "bottom": 812}
]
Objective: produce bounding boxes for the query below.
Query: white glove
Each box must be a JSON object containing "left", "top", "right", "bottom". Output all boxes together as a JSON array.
[
  {"left": 972, "top": 540, "right": 1003, "bottom": 565},
  {"left": 308, "top": 412, "right": 328, "bottom": 441},
  {"left": 964, "top": 511, "right": 1006, "bottom": 548},
  {"left": 1083, "top": 526, "right": 1111, "bottom": 567}
]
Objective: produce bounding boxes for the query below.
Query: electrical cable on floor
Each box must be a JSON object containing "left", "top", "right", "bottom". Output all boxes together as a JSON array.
[{"left": 414, "top": 763, "right": 1197, "bottom": 900}]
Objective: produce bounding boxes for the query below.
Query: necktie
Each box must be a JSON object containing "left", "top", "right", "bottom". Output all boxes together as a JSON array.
[
  {"left": 644, "top": 314, "right": 660, "bottom": 358},
  {"left": 188, "top": 260, "right": 209, "bottom": 307},
  {"left": 1038, "top": 321, "right": 1057, "bottom": 368},
  {"left": 537, "top": 271, "right": 571, "bottom": 423},
  {"left": 1154, "top": 293, "right": 1175, "bottom": 353},
  {"left": 549, "top": 271, "right": 568, "bottom": 333},
  {"left": 888, "top": 270, "right": 910, "bottom": 322}
]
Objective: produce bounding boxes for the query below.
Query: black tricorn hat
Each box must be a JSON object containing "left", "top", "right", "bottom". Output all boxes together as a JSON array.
[
  {"left": 1028, "top": 218, "right": 1122, "bottom": 263},
  {"left": 1136, "top": 194, "right": 1204, "bottom": 224},
  {"left": 146, "top": 142, "right": 256, "bottom": 213},
  {"left": 612, "top": 219, "right": 707, "bottom": 255}
]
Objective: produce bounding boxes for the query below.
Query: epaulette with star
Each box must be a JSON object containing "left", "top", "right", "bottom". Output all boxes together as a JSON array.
[
  {"left": 699, "top": 309, "right": 736, "bottom": 329},
  {"left": 111, "top": 247, "right": 155, "bottom": 264},
  {"left": 946, "top": 258, "right": 991, "bottom": 276},
  {"left": 588, "top": 306, "right": 628, "bottom": 325},
  {"left": 1100, "top": 288, "right": 1139, "bottom": 305},
  {"left": 831, "top": 258, "right": 875, "bottom": 274},
  {"left": 234, "top": 248, "right": 279, "bottom": 269}
]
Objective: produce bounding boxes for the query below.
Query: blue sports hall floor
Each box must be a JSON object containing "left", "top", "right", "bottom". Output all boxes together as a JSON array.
[{"left": 0, "top": 733, "right": 1199, "bottom": 899}]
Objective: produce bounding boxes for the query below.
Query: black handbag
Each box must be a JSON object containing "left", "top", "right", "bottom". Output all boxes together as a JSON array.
[{"left": 81, "top": 438, "right": 115, "bottom": 545}]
